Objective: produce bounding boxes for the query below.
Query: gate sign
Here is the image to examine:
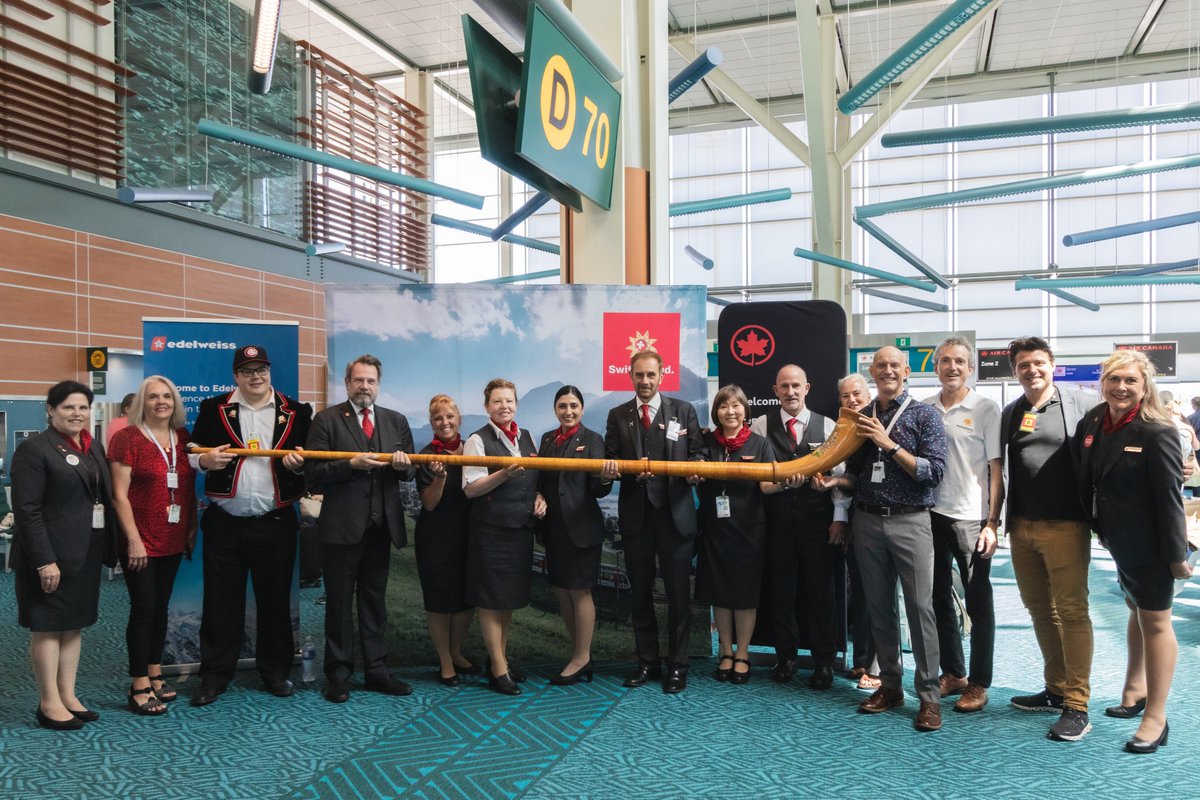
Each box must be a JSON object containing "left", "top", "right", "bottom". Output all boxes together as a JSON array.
[
  {"left": 517, "top": 4, "right": 620, "bottom": 210},
  {"left": 1114, "top": 341, "right": 1177, "bottom": 377}
]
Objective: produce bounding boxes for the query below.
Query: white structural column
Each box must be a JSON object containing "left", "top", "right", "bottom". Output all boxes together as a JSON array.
[
  {"left": 567, "top": 0, "right": 669, "bottom": 284},
  {"left": 404, "top": 71, "right": 437, "bottom": 275}
]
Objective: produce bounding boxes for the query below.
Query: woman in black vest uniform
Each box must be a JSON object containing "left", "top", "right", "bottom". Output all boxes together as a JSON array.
[
  {"left": 462, "top": 378, "right": 546, "bottom": 695},
  {"left": 11, "top": 380, "right": 115, "bottom": 730},
  {"left": 1073, "top": 350, "right": 1191, "bottom": 754},
  {"left": 537, "top": 385, "right": 613, "bottom": 685},
  {"left": 692, "top": 384, "right": 785, "bottom": 684},
  {"left": 415, "top": 394, "right": 479, "bottom": 686}
]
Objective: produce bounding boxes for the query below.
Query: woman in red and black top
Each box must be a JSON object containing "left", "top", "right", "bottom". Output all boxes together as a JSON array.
[{"left": 109, "top": 376, "right": 196, "bottom": 716}]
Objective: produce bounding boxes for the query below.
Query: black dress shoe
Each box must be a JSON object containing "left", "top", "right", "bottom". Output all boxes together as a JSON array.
[
  {"left": 663, "top": 665, "right": 688, "bottom": 694},
  {"left": 264, "top": 678, "right": 294, "bottom": 697},
  {"left": 809, "top": 665, "right": 834, "bottom": 691},
  {"left": 771, "top": 660, "right": 796, "bottom": 683},
  {"left": 324, "top": 679, "right": 350, "bottom": 703},
  {"left": 36, "top": 707, "right": 84, "bottom": 730},
  {"left": 729, "top": 658, "right": 751, "bottom": 686},
  {"left": 454, "top": 661, "right": 482, "bottom": 676},
  {"left": 715, "top": 655, "right": 734, "bottom": 682},
  {"left": 549, "top": 661, "right": 594, "bottom": 686},
  {"left": 365, "top": 674, "right": 414, "bottom": 696},
  {"left": 623, "top": 663, "right": 663, "bottom": 688},
  {"left": 438, "top": 673, "right": 460, "bottom": 687},
  {"left": 487, "top": 658, "right": 526, "bottom": 683},
  {"left": 488, "top": 671, "right": 522, "bottom": 696},
  {"left": 190, "top": 684, "right": 224, "bottom": 708},
  {"left": 68, "top": 707, "right": 100, "bottom": 722},
  {"left": 1105, "top": 698, "right": 1147, "bottom": 718},
  {"left": 1125, "top": 720, "right": 1168, "bottom": 754}
]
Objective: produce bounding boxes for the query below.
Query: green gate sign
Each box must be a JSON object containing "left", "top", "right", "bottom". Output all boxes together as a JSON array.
[{"left": 517, "top": 4, "right": 621, "bottom": 210}]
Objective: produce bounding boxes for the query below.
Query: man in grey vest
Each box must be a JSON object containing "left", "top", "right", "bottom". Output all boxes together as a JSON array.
[{"left": 750, "top": 364, "right": 840, "bottom": 689}]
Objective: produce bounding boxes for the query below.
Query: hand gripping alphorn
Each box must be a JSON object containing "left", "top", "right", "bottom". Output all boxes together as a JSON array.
[{"left": 190, "top": 407, "right": 867, "bottom": 482}]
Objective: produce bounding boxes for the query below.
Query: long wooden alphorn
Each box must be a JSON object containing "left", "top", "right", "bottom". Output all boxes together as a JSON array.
[{"left": 190, "top": 407, "right": 867, "bottom": 482}]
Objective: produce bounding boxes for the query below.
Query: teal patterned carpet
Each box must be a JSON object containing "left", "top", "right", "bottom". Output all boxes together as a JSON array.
[{"left": 1, "top": 543, "right": 1196, "bottom": 800}]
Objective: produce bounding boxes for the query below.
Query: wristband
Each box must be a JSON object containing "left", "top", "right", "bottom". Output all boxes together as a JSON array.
[{"left": 886, "top": 444, "right": 901, "bottom": 459}]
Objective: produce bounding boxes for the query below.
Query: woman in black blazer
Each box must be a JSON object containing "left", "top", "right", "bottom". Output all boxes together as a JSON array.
[
  {"left": 1073, "top": 350, "right": 1191, "bottom": 754},
  {"left": 537, "top": 385, "right": 612, "bottom": 685},
  {"left": 11, "top": 381, "right": 115, "bottom": 730}
]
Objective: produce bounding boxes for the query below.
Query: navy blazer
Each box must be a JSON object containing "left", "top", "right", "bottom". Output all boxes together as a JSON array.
[
  {"left": 1073, "top": 406, "right": 1187, "bottom": 569},
  {"left": 305, "top": 401, "right": 415, "bottom": 548},
  {"left": 537, "top": 425, "right": 612, "bottom": 548},
  {"left": 10, "top": 429, "right": 114, "bottom": 575}
]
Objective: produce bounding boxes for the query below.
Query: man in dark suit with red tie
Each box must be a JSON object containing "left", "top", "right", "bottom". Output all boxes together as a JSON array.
[
  {"left": 602, "top": 350, "right": 704, "bottom": 693},
  {"left": 305, "top": 355, "right": 414, "bottom": 703}
]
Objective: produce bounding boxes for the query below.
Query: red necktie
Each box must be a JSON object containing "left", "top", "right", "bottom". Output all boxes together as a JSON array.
[
  {"left": 641, "top": 404, "right": 652, "bottom": 430},
  {"left": 360, "top": 407, "right": 374, "bottom": 439},
  {"left": 786, "top": 417, "right": 799, "bottom": 445}
]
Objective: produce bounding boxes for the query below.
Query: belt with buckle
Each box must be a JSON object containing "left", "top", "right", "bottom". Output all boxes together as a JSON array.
[{"left": 854, "top": 502, "right": 928, "bottom": 517}]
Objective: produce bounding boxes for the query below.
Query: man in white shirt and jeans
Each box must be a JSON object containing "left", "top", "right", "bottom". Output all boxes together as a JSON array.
[{"left": 924, "top": 336, "right": 1003, "bottom": 714}]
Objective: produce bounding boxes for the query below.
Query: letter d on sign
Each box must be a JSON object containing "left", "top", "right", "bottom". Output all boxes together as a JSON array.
[{"left": 541, "top": 54, "right": 575, "bottom": 151}]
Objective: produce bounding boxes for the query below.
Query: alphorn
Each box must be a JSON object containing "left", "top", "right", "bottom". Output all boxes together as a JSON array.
[{"left": 190, "top": 407, "right": 867, "bottom": 482}]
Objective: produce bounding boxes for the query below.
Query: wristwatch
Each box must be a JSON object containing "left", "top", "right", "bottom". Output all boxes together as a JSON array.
[{"left": 886, "top": 444, "right": 901, "bottom": 459}]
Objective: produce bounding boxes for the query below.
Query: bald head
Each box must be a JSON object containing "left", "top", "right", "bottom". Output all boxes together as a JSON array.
[
  {"left": 773, "top": 364, "right": 810, "bottom": 415},
  {"left": 869, "top": 346, "right": 910, "bottom": 402}
]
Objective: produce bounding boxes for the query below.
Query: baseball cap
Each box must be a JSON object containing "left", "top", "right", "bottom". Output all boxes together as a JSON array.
[{"left": 233, "top": 344, "right": 271, "bottom": 371}]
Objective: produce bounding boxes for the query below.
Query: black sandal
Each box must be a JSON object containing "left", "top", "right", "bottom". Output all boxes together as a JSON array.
[
  {"left": 148, "top": 674, "right": 177, "bottom": 703},
  {"left": 128, "top": 686, "right": 167, "bottom": 716}
]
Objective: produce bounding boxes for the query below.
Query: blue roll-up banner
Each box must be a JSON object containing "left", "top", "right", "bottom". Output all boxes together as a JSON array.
[{"left": 142, "top": 318, "right": 301, "bottom": 670}]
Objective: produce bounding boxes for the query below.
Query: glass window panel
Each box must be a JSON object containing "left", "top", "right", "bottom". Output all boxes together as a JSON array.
[
  {"left": 435, "top": 243, "right": 498, "bottom": 282},
  {"left": 1155, "top": 290, "right": 1200, "bottom": 332},
  {"left": 747, "top": 126, "right": 806, "bottom": 172},
  {"left": 671, "top": 129, "right": 745, "bottom": 179},
  {"left": 1054, "top": 292, "right": 1145, "bottom": 338},
  {"left": 671, "top": 227, "right": 744, "bottom": 286},
  {"left": 1053, "top": 195, "right": 1147, "bottom": 269},
  {"left": 957, "top": 307, "right": 1047, "bottom": 339},
  {"left": 955, "top": 280, "right": 1037, "bottom": 310},
  {"left": 750, "top": 220, "right": 812, "bottom": 285},
  {"left": 956, "top": 203, "right": 1044, "bottom": 273}
]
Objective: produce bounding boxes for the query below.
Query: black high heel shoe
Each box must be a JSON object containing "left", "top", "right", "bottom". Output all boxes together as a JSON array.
[
  {"left": 730, "top": 657, "right": 752, "bottom": 685},
  {"left": 438, "top": 672, "right": 460, "bottom": 687},
  {"left": 487, "top": 670, "right": 522, "bottom": 696},
  {"left": 714, "top": 654, "right": 734, "bottom": 682},
  {"left": 549, "top": 660, "right": 594, "bottom": 686},
  {"left": 36, "top": 706, "right": 84, "bottom": 731},
  {"left": 1125, "top": 720, "right": 1168, "bottom": 754},
  {"left": 454, "top": 661, "right": 482, "bottom": 676},
  {"left": 487, "top": 657, "right": 526, "bottom": 684},
  {"left": 1105, "top": 697, "right": 1146, "bottom": 718}
]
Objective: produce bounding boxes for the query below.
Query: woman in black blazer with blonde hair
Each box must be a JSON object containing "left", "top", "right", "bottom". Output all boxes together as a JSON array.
[
  {"left": 538, "top": 385, "right": 612, "bottom": 685},
  {"left": 1073, "top": 349, "right": 1190, "bottom": 754},
  {"left": 11, "top": 380, "right": 114, "bottom": 730}
]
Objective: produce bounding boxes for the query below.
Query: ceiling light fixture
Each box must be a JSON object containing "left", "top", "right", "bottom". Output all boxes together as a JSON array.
[
  {"left": 793, "top": 246, "right": 937, "bottom": 293},
  {"left": 249, "top": 0, "right": 283, "bottom": 94}
]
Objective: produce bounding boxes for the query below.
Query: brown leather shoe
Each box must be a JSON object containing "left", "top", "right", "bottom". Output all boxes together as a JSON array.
[
  {"left": 939, "top": 674, "right": 968, "bottom": 698},
  {"left": 858, "top": 686, "right": 904, "bottom": 714},
  {"left": 954, "top": 683, "right": 988, "bottom": 713},
  {"left": 915, "top": 701, "right": 942, "bottom": 731}
]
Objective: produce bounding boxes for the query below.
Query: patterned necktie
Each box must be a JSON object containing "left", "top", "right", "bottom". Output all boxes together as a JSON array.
[
  {"left": 641, "top": 404, "right": 652, "bottom": 430},
  {"left": 786, "top": 417, "right": 800, "bottom": 445},
  {"left": 360, "top": 407, "right": 374, "bottom": 439}
]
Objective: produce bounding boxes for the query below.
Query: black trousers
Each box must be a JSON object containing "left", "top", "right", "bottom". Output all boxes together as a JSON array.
[
  {"left": 623, "top": 499, "right": 694, "bottom": 668},
  {"left": 931, "top": 512, "right": 995, "bottom": 687},
  {"left": 845, "top": 543, "right": 879, "bottom": 673},
  {"left": 121, "top": 552, "right": 183, "bottom": 678},
  {"left": 198, "top": 504, "right": 298, "bottom": 687},
  {"left": 766, "top": 513, "right": 838, "bottom": 666},
  {"left": 321, "top": 523, "right": 391, "bottom": 682}
]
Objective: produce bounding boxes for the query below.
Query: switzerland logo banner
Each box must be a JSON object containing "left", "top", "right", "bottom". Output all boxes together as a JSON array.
[{"left": 601, "top": 312, "right": 681, "bottom": 392}]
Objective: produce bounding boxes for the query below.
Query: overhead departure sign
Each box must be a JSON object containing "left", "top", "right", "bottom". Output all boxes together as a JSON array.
[{"left": 517, "top": 4, "right": 620, "bottom": 210}]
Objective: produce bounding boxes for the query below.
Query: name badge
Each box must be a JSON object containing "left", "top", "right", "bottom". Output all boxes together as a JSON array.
[
  {"left": 1019, "top": 412, "right": 1038, "bottom": 433},
  {"left": 246, "top": 435, "right": 262, "bottom": 450},
  {"left": 167, "top": 504, "right": 181, "bottom": 524},
  {"left": 715, "top": 495, "right": 731, "bottom": 518},
  {"left": 92, "top": 503, "right": 105, "bottom": 529},
  {"left": 871, "top": 461, "right": 886, "bottom": 483},
  {"left": 666, "top": 420, "right": 681, "bottom": 442},
  {"left": 1124, "top": 446, "right": 1143, "bottom": 453},
  {"left": 166, "top": 471, "right": 179, "bottom": 489},
  {"left": 1092, "top": 495, "right": 1098, "bottom": 518},
  {"left": 66, "top": 453, "right": 80, "bottom": 466}
]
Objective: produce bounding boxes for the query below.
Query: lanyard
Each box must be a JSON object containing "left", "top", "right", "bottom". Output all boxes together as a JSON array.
[
  {"left": 871, "top": 396, "right": 913, "bottom": 460},
  {"left": 141, "top": 425, "right": 178, "bottom": 503}
]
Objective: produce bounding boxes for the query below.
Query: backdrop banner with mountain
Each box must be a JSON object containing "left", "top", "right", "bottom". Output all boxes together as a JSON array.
[{"left": 325, "top": 284, "right": 709, "bottom": 663}]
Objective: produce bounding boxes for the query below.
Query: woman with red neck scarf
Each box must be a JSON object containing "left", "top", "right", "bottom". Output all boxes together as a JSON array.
[
  {"left": 462, "top": 378, "right": 547, "bottom": 695},
  {"left": 537, "top": 385, "right": 612, "bottom": 686},
  {"left": 415, "top": 394, "right": 479, "bottom": 686},
  {"left": 1073, "top": 350, "right": 1191, "bottom": 754},
  {"left": 692, "top": 384, "right": 787, "bottom": 685}
]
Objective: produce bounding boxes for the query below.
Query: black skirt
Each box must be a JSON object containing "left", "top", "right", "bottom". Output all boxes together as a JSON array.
[
  {"left": 1117, "top": 560, "right": 1175, "bottom": 611},
  {"left": 16, "top": 528, "right": 104, "bottom": 632},
  {"left": 466, "top": 520, "right": 535, "bottom": 611},
  {"left": 414, "top": 462, "right": 473, "bottom": 614},
  {"left": 543, "top": 509, "right": 601, "bottom": 590}
]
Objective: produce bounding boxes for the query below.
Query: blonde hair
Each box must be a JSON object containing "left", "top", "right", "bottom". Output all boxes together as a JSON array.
[
  {"left": 128, "top": 375, "right": 187, "bottom": 430},
  {"left": 1099, "top": 350, "right": 1170, "bottom": 425},
  {"left": 428, "top": 393, "right": 459, "bottom": 421}
]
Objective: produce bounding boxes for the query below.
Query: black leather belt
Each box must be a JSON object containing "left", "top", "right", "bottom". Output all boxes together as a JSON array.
[{"left": 854, "top": 502, "right": 928, "bottom": 517}]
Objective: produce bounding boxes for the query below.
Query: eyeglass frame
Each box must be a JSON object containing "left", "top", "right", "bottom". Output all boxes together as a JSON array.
[{"left": 235, "top": 366, "right": 271, "bottom": 378}]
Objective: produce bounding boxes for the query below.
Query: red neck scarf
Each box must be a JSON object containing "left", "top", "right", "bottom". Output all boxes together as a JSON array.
[
  {"left": 553, "top": 424, "right": 580, "bottom": 447},
  {"left": 1102, "top": 403, "right": 1140, "bottom": 435},
  {"left": 429, "top": 434, "right": 461, "bottom": 454},
  {"left": 497, "top": 420, "right": 519, "bottom": 444},
  {"left": 714, "top": 424, "right": 752, "bottom": 453},
  {"left": 56, "top": 427, "right": 92, "bottom": 454}
]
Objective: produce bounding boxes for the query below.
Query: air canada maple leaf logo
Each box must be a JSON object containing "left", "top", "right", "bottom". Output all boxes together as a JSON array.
[{"left": 730, "top": 324, "right": 775, "bottom": 367}]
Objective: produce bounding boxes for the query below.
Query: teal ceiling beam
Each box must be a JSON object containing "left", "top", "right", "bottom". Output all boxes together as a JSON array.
[
  {"left": 1016, "top": 276, "right": 1100, "bottom": 311},
  {"left": 707, "top": 296, "right": 732, "bottom": 307},
  {"left": 684, "top": 245, "right": 714, "bottom": 270},
  {"left": 198, "top": 119, "right": 486, "bottom": 209},
  {"left": 477, "top": 269, "right": 561, "bottom": 284},
  {"left": 1063, "top": 210, "right": 1200, "bottom": 246},
  {"left": 861, "top": 286, "right": 949, "bottom": 312},
  {"left": 305, "top": 242, "right": 345, "bottom": 256},
  {"left": 1127, "top": 258, "right": 1199, "bottom": 276},
  {"left": 669, "top": 47, "right": 723, "bottom": 103},
  {"left": 855, "top": 218, "right": 950, "bottom": 289},
  {"left": 837, "top": 0, "right": 996, "bottom": 115},
  {"left": 490, "top": 191, "right": 552, "bottom": 241},
  {"left": 881, "top": 101, "right": 1200, "bottom": 148},
  {"left": 855, "top": 153, "right": 1200, "bottom": 219},
  {"left": 670, "top": 188, "right": 791, "bottom": 217},
  {"left": 1015, "top": 273, "right": 1200, "bottom": 290},
  {"left": 431, "top": 213, "right": 560, "bottom": 255},
  {"left": 793, "top": 246, "right": 937, "bottom": 293}
]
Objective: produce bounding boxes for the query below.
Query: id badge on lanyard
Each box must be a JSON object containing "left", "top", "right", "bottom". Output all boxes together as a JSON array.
[
  {"left": 871, "top": 396, "right": 913, "bottom": 484},
  {"left": 715, "top": 494, "right": 731, "bottom": 518},
  {"left": 92, "top": 503, "right": 105, "bottom": 529}
]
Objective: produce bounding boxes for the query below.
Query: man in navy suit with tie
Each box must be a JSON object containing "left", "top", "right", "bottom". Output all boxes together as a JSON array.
[{"left": 602, "top": 350, "right": 704, "bottom": 693}]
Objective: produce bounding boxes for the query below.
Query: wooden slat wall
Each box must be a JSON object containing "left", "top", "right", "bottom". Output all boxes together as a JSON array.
[{"left": 0, "top": 213, "right": 327, "bottom": 405}]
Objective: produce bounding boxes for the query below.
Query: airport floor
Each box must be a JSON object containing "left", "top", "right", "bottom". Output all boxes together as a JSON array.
[{"left": 0, "top": 542, "right": 1196, "bottom": 800}]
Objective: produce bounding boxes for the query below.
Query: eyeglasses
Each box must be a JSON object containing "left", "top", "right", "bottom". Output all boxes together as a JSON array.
[{"left": 236, "top": 366, "right": 270, "bottom": 378}]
